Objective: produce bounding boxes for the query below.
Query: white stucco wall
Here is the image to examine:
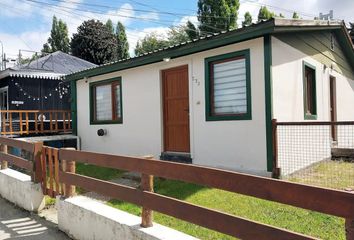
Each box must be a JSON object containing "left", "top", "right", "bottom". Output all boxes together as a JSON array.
[
  {"left": 271, "top": 36, "right": 354, "bottom": 175},
  {"left": 76, "top": 38, "right": 269, "bottom": 175}
]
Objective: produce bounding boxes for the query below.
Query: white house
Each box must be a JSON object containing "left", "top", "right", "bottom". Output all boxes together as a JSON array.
[{"left": 65, "top": 19, "right": 354, "bottom": 177}]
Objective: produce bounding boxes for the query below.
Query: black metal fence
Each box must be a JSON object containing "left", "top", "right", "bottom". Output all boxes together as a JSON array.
[{"left": 273, "top": 120, "right": 354, "bottom": 190}]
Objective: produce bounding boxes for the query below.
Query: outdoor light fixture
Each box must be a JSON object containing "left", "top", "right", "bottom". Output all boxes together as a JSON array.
[
  {"left": 163, "top": 57, "right": 171, "bottom": 62},
  {"left": 97, "top": 129, "right": 107, "bottom": 136}
]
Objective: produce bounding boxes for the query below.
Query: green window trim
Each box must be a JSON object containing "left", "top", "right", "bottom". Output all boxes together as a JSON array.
[
  {"left": 89, "top": 77, "right": 123, "bottom": 125},
  {"left": 205, "top": 49, "right": 252, "bottom": 121},
  {"left": 302, "top": 61, "right": 317, "bottom": 120}
]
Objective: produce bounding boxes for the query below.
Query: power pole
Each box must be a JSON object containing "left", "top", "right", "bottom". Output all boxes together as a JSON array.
[{"left": 0, "top": 40, "right": 3, "bottom": 71}]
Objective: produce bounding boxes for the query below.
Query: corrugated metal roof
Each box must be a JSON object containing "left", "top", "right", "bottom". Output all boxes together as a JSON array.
[
  {"left": 0, "top": 51, "right": 96, "bottom": 80},
  {"left": 65, "top": 18, "right": 352, "bottom": 82}
]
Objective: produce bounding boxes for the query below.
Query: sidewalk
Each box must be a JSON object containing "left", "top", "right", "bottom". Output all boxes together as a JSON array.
[{"left": 0, "top": 197, "right": 70, "bottom": 240}]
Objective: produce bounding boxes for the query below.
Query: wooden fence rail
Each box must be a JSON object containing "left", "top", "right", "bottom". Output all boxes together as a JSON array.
[
  {"left": 0, "top": 110, "right": 72, "bottom": 135},
  {"left": 58, "top": 148, "right": 354, "bottom": 240}
]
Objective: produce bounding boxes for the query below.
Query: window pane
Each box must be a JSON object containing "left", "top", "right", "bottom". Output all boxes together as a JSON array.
[
  {"left": 305, "top": 66, "right": 316, "bottom": 115},
  {"left": 114, "top": 84, "right": 121, "bottom": 119},
  {"left": 95, "top": 84, "right": 112, "bottom": 121},
  {"left": 212, "top": 58, "right": 247, "bottom": 115}
]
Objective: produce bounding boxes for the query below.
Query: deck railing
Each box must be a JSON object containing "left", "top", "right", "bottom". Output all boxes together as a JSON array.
[{"left": 0, "top": 110, "right": 72, "bottom": 135}]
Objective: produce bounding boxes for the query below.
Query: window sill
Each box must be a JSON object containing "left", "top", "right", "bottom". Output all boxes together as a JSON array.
[
  {"left": 304, "top": 114, "right": 317, "bottom": 120},
  {"left": 90, "top": 120, "right": 123, "bottom": 125},
  {"left": 206, "top": 113, "right": 252, "bottom": 121}
]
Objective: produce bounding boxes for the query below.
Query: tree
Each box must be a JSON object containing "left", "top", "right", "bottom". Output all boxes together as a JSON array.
[
  {"left": 292, "top": 12, "right": 300, "bottom": 19},
  {"left": 105, "top": 19, "right": 114, "bottom": 34},
  {"left": 185, "top": 20, "right": 200, "bottom": 40},
  {"left": 242, "top": 11, "right": 252, "bottom": 27},
  {"left": 258, "top": 6, "right": 276, "bottom": 22},
  {"left": 134, "top": 32, "right": 169, "bottom": 56},
  {"left": 71, "top": 20, "right": 118, "bottom": 64},
  {"left": 168, "top": 25, "right": 190, "bottom": 45},
  {"left": 116, "top": 21, "right": 130, "bottom": 60},
  {"left": 42, "top": 16, "right": 70, "bottom": 53},
  {"left": 197, "top": 0, "right": 240, "bottom": 35}
]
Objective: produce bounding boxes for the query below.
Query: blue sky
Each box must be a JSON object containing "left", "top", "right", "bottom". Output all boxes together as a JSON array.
[{"left": 0, "top": 0, "right": 353, "bottom": 58}]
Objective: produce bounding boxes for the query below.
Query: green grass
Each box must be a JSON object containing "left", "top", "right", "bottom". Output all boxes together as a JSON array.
[
  {"left": 69, "top": 161, "right": 350, "bottom": 239},
  {"left": 45, "top": 196, "right": 56, "bottom": 206},
  {"left": 76, "top": 163, "right": 124, "bottom": 180},
  {"left": 74, "top": 163, "right": 124, "bottom": 194},
  {"left": 288, "top": 160, "right": 354, "bottom": 190},
  {"left": 108, "top": 179, "right": 345, "bottom": 240}
]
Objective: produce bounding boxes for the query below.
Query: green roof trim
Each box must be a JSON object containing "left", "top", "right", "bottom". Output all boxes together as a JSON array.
[{"left": 65, "top": 19, "right": 354, "bottom": 82}]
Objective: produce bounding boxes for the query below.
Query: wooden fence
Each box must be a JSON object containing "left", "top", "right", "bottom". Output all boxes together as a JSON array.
[
  {"left": 0, "top": 137, "right": 42, "bottom": 182},
  {"left": 0, "top": 136, "right": 353, "bottom": 239},
  {"left": 57, "top": 149, "right": 354, "bottom": 240},
  {"left": 0, "top": 110, "right": 72, "bottom": 135}
]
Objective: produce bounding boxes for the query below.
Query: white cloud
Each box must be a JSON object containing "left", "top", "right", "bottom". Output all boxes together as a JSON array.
[
  {"left": 0, "top": 31, "right": 48, "bottom": 60},
  {"left": 105, "top": 3, "right": 135, "bottom": 26},
  {"left": 138, "top": 11, "right": 160, "bottom": 21},
  {"left": 178, "top": 16, "right": 198, "bottom": 26},
  {"left": 1, "top": 0, "right": 33, "bottom": 18}
]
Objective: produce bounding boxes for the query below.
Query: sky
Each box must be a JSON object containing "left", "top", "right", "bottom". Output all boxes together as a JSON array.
[{"left": 0, "top": 0, "right": 353, "bottom": 59}]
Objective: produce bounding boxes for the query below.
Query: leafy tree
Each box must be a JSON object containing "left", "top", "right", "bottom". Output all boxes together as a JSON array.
[
  {"left": 134, "top": 32, "right": 169, "bottom": 56},
  {"left": 292, "top": 12, "right": 300, "bottom": 19},
  {"left": 242, "top": 11, "right": 252, "bottom": 27},
  {"left": 168, "top": 25, "right": 190, "bottom": 45},
  {"left": 197, "top": 0, "right": 240, "bottom": 35},
  {"left": 105, "top": 19, "right": 114, "bottom": 34},
  {"left": 42, "top": 43, "right": 51, "bottom": 54},
  {"left": 71, "top": 20, "right": 118, "bottom": 64},
  {"left": 42, "top": 16, "right": 70, "bottom": 53},
  {"left": 185, "top": 20, "right": 200, "bottom": 40},
  {"left": 20, "top": 53, "right": 41, "bottom": 65},
  {"left": 116, "top": 21, "right": 130, "bottom": 60},
  {"left": 258, "top": 6, "right": 276, "bottom": 22}
]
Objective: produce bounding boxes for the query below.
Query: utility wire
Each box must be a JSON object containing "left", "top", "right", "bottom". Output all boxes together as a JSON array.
[{"left": 22, "top": 0, "right": 216, "bottom": 35}]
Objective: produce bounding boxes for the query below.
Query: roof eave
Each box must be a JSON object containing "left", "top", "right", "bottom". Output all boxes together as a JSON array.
[{"left": 64, "top": 20, "right": 276, "bottom": 82}]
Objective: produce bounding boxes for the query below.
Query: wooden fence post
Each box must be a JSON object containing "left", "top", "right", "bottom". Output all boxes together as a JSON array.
[
  {"left": 61, "top": 148, "right": 76, "bottom": 198},
  {"left": 1, "top": 145, "right": 8, "bottom": 169},
  {"left": 141, "top": 155, "right": 154, "bottom": 228},
  {"left": 272, "top": 119, "right": 281, "bottom": 179},
  {"left": 33, "top": 142, "right": 43, "bottom": 183},
  {"left": 346, "top": 218, "right": 354, "bottom": 240}
]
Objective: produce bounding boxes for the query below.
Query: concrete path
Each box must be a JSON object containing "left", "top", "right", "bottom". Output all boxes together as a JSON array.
[{"left": 0, "top": 197, "right": 70, "bottom": 240}]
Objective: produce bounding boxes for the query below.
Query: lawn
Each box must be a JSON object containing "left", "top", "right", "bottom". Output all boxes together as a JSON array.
[
  {"left": 70, "top": 162, "right": 346, "bottom": 239},
  {"left": 108, "top": 179, "right": 345, "bottom": 240},
  {"left": 76, "top": 163, "right": 124, "bottom": 180},
  {"left": 287, "top": 160, "right": 354, "bottom": 190}
]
